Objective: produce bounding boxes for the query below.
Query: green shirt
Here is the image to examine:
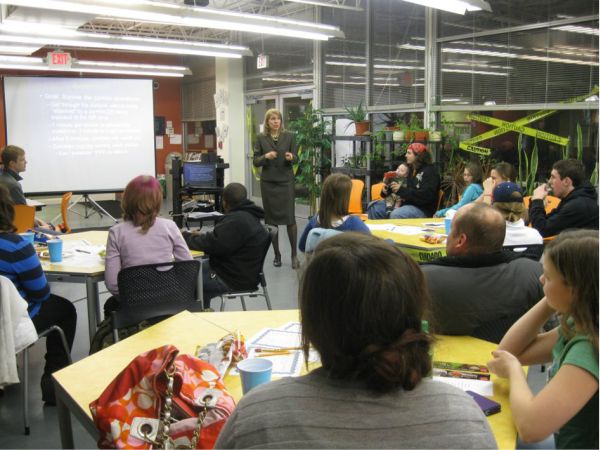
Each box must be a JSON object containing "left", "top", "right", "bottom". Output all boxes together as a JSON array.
[{"left": 549, "top": 327, "right": 599, "bottom": 449}]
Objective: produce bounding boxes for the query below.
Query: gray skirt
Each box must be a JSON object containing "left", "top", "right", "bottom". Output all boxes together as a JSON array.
[{"left": 261, "top": 180, "right": 296, "bottom": 225}]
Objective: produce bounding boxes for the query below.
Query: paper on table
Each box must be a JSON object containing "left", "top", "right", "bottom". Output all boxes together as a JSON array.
[
  {"left": 281, "top": 322, "right": 301, "bottom": 333},
  {"left": 249, "top": 328, "right": 301, "bottom": 349},
  {"left": 366, "top": 224, "right": 397, "bottom": 232},
  {"left": 187, "top": 211, "right": 223, "bottom": 219},
  {"left": 245, "top": 348, "right": 302, "bottom": 377},
  {"left": 390, "top": 226, "right": 427, "bottom": 235},
  {"left": 422, "top": 222, "right": 444, "bottom": 228},
  {"left": 432, "top": 376, "right": 494, "bottom": 396}
]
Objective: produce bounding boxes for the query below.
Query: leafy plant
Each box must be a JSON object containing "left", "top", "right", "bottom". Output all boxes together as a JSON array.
[
  {"left": 408, "top": 113, "right": 423, "bottom": 131},
  {"left": 344, "top": 100, "right": 367, "bottom": 123},
  {"left": 287, "top": 104, "right": 331, "bottom": 216},
  {"left": 516, "top": 133, "right": 539, "bottom": 196}
]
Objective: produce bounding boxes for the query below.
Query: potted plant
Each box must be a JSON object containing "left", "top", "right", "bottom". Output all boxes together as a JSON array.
[
  {"left": 408, "top": 114, "right": 428, "bottom": 141},
  {"left": 393, "top": 120, "right": 407, "bottom": 142},
  {"left": 345, "top": 101, "right": 370, "bottom": 136},
  {"left": 287, "top": 105, "right": 331, "bottom": 216}
]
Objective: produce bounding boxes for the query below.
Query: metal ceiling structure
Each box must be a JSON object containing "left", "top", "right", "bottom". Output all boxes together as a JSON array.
[{"left": 0, "top": 0, "right": 360, "bottom": 50}]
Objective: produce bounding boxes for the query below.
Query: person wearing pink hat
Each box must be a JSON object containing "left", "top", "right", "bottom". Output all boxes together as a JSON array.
[{"left": 367, "top": 142, "right": 440, "bottom": 219}]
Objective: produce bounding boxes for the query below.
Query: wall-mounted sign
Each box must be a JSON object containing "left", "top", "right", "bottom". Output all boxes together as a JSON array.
[
  {"left": 47, "top": 51, "right": 72, "bottom": 69},
  {"left": 257, "top": 53, "right": 269, "bottom": 70}
]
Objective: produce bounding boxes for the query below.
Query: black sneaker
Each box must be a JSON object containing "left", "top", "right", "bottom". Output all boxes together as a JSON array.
[{"left": 41, "top": 373, "right": 56, "bottom": 406}]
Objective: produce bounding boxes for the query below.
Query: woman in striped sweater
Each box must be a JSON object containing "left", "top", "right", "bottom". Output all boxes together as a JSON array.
[{"left": 0, "top": 185, "right": 76, "bottom": 405}]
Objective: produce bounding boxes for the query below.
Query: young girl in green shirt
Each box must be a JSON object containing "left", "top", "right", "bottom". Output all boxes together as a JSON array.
[{"left": 488, "top": 229, "right": 598, "bottom": 449}]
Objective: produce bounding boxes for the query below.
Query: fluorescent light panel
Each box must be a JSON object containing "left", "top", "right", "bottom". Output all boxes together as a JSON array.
[
  {"left": 0, "top": 54, "right": 189, "bottom": 77},
  {"left": 399, "top": 0, "right": 492, "bottom": 15},
  {"left": 0, "top": 20, "right": 251, "bottom": 57},
  {"left": 0, "top": 0, "right": 344, "bottom": 40}
]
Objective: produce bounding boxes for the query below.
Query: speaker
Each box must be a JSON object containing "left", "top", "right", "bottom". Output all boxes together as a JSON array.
[{"left": 154, "top": 116, "right": 166, "bottom": 136}]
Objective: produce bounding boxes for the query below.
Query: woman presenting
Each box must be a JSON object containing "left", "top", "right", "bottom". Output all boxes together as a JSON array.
[{"left": 253, "top": 108, "right": 299, "bottom": 269}]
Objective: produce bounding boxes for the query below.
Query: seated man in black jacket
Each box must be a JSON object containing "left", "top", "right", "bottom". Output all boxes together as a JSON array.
[
  {"left": 422, "top": 203, "right": 543, "bottom": 343},
  {"left": 529, "top": 158, "right": 599, "bottom": 237},
  {"left": 183, "top": 183, "right": 269, "bottom": 309}
]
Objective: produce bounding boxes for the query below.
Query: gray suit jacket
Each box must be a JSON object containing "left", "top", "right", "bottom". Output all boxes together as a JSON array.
[{"left": 253, "top": 131, "right": 298, "bottom": 182}]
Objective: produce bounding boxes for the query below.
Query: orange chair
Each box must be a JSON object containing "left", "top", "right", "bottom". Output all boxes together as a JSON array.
[
  {"left": 57, "top": 192, "right": 73, "bottom": 233},
  {"left": 371, "top": 182, "right": 385, "bottom": 201},
  {"left": 523, "top": 195, "right": 561, "bottom": 214},
  {"left": 12, "top": 205, "right": 35, "bottom": 233},
  {"left": 348, "top": 179, "right": 364, "bottom": 214}
]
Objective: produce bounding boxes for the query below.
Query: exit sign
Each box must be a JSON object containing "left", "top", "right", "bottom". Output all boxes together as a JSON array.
[
  {"left": 47, "top": 51, "right": 72, "bottom": 68},
  {"left": 256, "top": 53, "right": 269, "bottom": 69}
]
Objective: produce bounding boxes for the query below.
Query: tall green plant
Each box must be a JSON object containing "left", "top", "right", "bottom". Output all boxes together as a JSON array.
[
  {"left": 287, "top": 105, "right": 331, "bottom": 216},
  {"left": 576, "top": 123, "right": 583, "bottom": 161},
  {"left": 516, "top": 133, "right": 539, "bottom": 196}
]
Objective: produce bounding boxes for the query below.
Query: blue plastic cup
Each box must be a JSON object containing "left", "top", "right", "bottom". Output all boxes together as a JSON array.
[
  {"left": 444, "top": 217, "right": 452, "bottom": 235},
  {"left": 19, "top": 232, "right": 35, "bottom": 245},
  {"left": 47, "top": 239, "right": 63, "bottom": 263},
  {"left": 237, "top": 358, "right": 273, "bottom": 394}
]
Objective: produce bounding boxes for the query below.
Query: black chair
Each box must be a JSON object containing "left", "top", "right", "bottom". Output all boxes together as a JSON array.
[
  {"left": 112, "top": 260, "right": 201, "bottom": 342},
  {"left": 20, "top": 325, "right": 71, "bottom": 435},
  {"left": 503, "top": 244, "right": 544, "bottom": 261},
  {"left": 217, "top": 233, "right": 273, "bottom": 312}
]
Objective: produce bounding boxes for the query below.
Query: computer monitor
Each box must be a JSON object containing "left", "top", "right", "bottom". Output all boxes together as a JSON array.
[{"left": 182, "top": 161, "right": 217, "bottom": 188}]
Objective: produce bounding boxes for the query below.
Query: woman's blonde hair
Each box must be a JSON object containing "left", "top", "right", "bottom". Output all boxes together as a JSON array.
[
  {"left": 263, "top": 108, "right": 284, "bottom": 135},
  {"left": 492, "top": 201, "right": 526, "bottom": 223},
  {"left": 317, "top": 173, "right": 352, "bottom": 229},
  {"left": 121, "top": 175, "right": 162, "bottom": 233}
]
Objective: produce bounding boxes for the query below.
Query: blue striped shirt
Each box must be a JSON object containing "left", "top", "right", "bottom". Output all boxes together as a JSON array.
[{"left": 0, "top": 232, "right": 50, "bottom": 317}]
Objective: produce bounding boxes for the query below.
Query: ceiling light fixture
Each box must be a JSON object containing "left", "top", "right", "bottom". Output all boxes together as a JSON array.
[
  {"left": 0, "top": 54, "right": 191, "bottom": 77},
  {"left": 0, "top": 30, "right": 251, "bottom": 58},
  {"left": 0, "top": 0, "right": 344, "bottom": 40},
  {"left": 399, "top": 0, "right": 492, "bottom": 15}
]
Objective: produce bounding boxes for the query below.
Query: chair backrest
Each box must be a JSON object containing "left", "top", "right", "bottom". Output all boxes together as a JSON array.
[
  {"left": 523, "top": 195, "right": 561, "bottom": 214},
  {"left": 113, "top": 260, "right": 201, "bottom": 330},
  {"left": 371, "top": 182, "right": 385, "bottom": 201},
  {"left": 348, "top": 179, "right": 364, "bottom": 214},
  {"left": 305, "top": 227, "right": 343, "bottom": 253},
  {"left": 59, "top": 192, "right": 73, "bottom": 233},
  {"left": 503, "top": 244, "right": 544, "bottom": 261},
  {"left": 12, "top": 205, "right": 35, "bottom": 233}
]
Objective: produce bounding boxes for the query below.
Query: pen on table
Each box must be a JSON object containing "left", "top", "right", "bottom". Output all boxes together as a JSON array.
[
  {"left": 255, "top": 347, "right": 302, "bottom": 353},
  {"left": 75, "top": 249, "right": 91, "bottom": 254},
  {"left": 257, "top": 351, "right": 292, "bottom": 357}
]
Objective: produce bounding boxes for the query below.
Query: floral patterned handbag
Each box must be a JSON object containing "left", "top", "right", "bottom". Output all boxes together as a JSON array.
[{"left": 90, "top": 345, "right": 235, "bottom": 449}]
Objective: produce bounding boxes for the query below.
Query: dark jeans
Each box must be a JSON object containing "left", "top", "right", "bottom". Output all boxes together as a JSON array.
[
  {"left": 31, "top": 294, "right": 76, "bottom": 374},
  {"left": 202, "top": 260, "right": 230, "bottom": 309}
]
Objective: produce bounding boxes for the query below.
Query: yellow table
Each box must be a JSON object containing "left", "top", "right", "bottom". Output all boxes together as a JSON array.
[
  {"left": 41, "top": 230, "right": 203, "bottom": 345},
  {"left": 366, "top": 218, "right": 447, "bottom": 263},
  {"left": 41, "top": 231, "right": 108, "bottom": 345},
  {"left": 53, "top": 310, "right": 516, "bottom": 449}
]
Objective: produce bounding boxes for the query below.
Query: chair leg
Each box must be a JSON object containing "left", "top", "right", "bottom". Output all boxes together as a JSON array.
[
  {"left": 240, "top": 296, "right": 247, "bottom": 311},
  {"left": 37, "top": 325, "right": 73, "bottom": 364},
  {"left": 22, "top": 349, "right": 30, "bottom": 435},
  {"left": 263, "top": 286, "right": 273, "bottom": 310},
  {"left": 219, "top": 296, "right": 226, "bottom": 312}
]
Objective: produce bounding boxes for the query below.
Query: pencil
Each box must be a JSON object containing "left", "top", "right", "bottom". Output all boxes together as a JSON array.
[
  {"left": 257, "top": 351, "right": 291, "bottom": 357},
  {"left": 255, "top": 347, "right": 302, "bottom": 352}
]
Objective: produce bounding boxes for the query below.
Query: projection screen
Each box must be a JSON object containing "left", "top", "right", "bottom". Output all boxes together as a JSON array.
[{"left": 3, "top": 76, "right": 156, "bottom": 195}]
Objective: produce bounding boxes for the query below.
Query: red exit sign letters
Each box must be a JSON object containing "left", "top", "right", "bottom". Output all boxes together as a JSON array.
[{"left": 47, "top": 51, "right": 72, "bottom": 68}]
